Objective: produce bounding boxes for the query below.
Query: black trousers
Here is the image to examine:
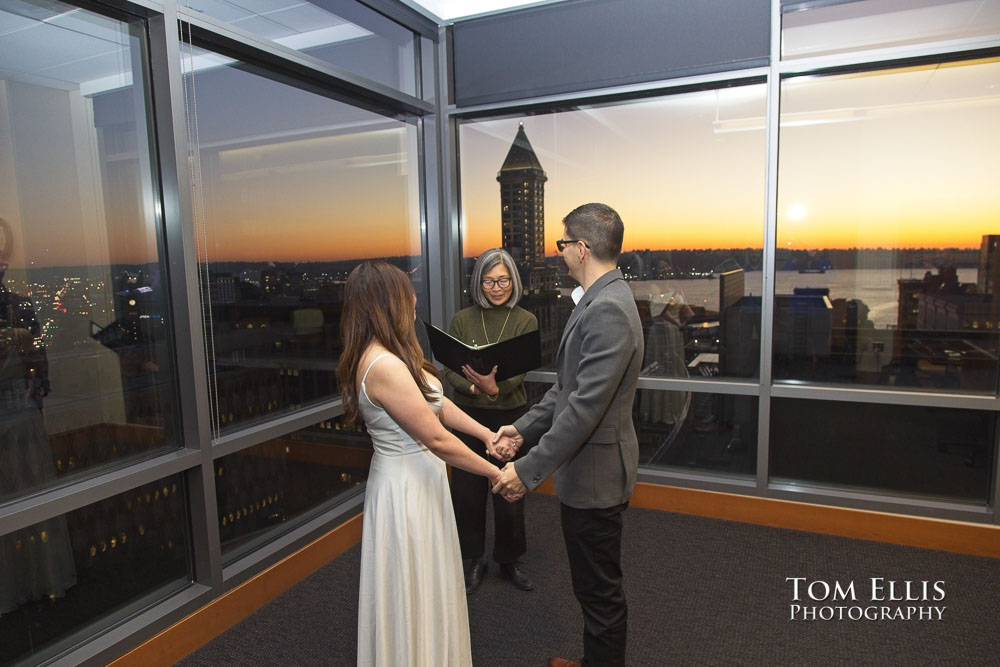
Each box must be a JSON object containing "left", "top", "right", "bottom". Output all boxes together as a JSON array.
[
  {"left": 450, "top": 404, "right": 527, "bottom": 564},
  {"left": 561, "top": 501, "right": 629, "bottom": 667}
]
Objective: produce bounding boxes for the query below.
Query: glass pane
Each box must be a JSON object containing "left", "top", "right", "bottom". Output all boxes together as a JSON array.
[
  {"left": 0, "top": 2, "right": 179, "bottom": 504},
  {"left": 0, "top": 473, "right": 191, "bottom": 666},
  {"left": 216, "top": 417, "right": 369, "bottom": 559},
  {"left": 182, "top": 47, "right": 423, "bottom": 434},
  {"left": 637, "top": 390, "right": 757, "bottom": 478},
  {"left": 183, "top": 0, "right": 417, "bottom": 95},
  {"left": 458, "top": 85, "right": 767, "bottom": 380},
  {"left": 776, "top": 58, "right": 1000, "bottom": 391},
  {"left": 771, "top": 398, "right": 995, "bottom": 503},
  {"left": 782, "top": 0, "right": 1000, "bottom": 60}
]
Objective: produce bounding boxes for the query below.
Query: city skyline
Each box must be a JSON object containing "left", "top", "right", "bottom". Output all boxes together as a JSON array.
[{"left": 4, "top": 244, "right": 995, "bottom": 274}]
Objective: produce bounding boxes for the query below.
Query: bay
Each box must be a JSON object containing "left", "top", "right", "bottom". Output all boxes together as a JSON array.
[{"left": 663, "top": 268, "right": 979, "bottom": 329}]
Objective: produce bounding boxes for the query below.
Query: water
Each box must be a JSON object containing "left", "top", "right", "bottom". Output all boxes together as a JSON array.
[{"left": 661, "top": 268, "right": 979, "bottom": 329}]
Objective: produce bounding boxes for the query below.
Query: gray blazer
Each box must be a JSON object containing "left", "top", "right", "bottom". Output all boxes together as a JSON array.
[{"left": 513, "top": 269, "right": 643, "bottom": 509}]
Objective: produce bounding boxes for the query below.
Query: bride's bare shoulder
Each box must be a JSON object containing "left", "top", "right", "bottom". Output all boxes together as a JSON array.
[{"left": 357, "top": 345, "right": 399, "bottom": 381}]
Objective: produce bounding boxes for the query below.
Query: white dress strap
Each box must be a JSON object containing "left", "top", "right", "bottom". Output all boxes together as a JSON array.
[
  {"left": 361, "top": 352, "right": 396, "bottom": 387},
  {"left": 360, "top": 352, "right": 400, "bottom": 408}
]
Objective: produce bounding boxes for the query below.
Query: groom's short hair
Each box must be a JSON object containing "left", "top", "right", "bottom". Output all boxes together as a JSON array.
[{"left": 563, "top": 203, "right": 624, "bottom": 262}]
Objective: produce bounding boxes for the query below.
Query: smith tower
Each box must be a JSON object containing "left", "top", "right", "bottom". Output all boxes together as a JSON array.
[
  {"left": 498, "top": 123, "right": 547, "bottom": 282},
  {"left": 496, "top": 123, "right": 565, "bottom": 376}
]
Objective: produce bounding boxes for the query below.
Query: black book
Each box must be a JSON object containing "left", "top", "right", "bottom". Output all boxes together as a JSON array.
[{"left": 422, "top": 321, "right": 541, "bottom": 381}]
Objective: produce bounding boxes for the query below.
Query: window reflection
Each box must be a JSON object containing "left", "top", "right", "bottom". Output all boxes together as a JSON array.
[
  {"left": 771, "top": 399, "right": 995, "bottom": 503},
  {"left": 637, "top": 390, "right": 757, "bottom": 477},
  {"left": 776, "top": 58, "right": 1000, "bottom": 391},
  {"left": 183, "top": 49, "right": 423, "bottom": 434},
  {"left": 782, "top": 0, "right": 1000, "bottom": 60},
  {"left": 182, "top": 0, "right": 418, "bottom": 95},
  {"left": 0, "top": 2, "right": 178, "bottom": 504},
  {"left": 217, "top": 417, "right": 370, "bottom": 558},
  {"left": 0, "top": 474, "right": 190, "bottom": 666},
  {"left": 458, "top": 86, "right": 767, "bottom": 381}
]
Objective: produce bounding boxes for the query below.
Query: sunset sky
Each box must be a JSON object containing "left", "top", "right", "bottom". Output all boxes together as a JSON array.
[
  {"left": 4, "top": 57, "right": 999, "bottom": 268},
  {"left": 460, "top": 57, "right": 1000, "bottom": 258}
]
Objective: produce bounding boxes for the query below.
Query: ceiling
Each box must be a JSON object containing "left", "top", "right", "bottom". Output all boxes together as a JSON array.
[
  {"left": 0, "top": 0, "right": 996, "bottom": 97},
  {"left": 404, "top": 0, "right": 570, "bottom": 21}
]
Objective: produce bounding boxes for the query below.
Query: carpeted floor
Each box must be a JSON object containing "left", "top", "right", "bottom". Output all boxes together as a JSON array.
[{"left": 178, "top": 493, "right": 1000, "bottom": 666}]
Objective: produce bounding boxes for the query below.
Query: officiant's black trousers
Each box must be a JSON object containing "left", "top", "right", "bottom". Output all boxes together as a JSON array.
[
  {"left": 451, "top": 405, "right": 527, "bottom": 564},
  {"left": 562, "top": 501, "right": 628, "bottom": 667}
]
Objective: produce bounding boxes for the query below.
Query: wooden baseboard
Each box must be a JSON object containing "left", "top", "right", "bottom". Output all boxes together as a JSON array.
[
  {"left": 108, "top": 513, "right": 363, "bottom": 667},
  {"left": 111, "top": 480, "right": 997, "bottom": 666},
  {"left": 535, "top": 480, "right": 1000, "bottom": 559}
]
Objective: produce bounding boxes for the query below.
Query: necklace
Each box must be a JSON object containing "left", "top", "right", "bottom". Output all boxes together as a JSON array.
[{"left": 482, "top": 307, "right": 513, "bottom": 345}]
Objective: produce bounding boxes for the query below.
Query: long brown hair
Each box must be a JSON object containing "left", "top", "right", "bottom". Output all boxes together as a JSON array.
[{"left": 337, "top": 260, "right": 438, "bottom": 426}]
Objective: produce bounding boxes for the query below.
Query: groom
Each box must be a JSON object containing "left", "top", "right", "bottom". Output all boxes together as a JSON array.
[{"left": 493, "top": 203, "right": 642, "bottom": 667}]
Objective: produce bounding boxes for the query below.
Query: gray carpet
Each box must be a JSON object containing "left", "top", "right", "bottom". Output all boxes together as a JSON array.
[{"left": 179, "top": 494, "right": 1000, "bottom": 666}]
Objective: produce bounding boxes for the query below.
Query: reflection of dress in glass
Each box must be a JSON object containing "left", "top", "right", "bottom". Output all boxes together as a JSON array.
[
  {"left": 356, "top": 354, "right": 471, "bottom": 666},
  {"left": 640, "top": 319, "right": 688, "bottom": 423},
  {"left": 0, "top": 283, "right": 76, "bottom": 614},
  {"left": 639, "top": 291, "right": 691, "bottom": 425}
]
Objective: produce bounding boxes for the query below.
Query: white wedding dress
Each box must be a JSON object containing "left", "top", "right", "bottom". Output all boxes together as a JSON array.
[{"left": 356, "top": 353, "right": 472, "bottom": 667}]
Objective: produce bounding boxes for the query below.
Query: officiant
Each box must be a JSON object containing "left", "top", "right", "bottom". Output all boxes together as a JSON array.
[{"left": 445, "top": 248, "right": 538, "bottom": 594}]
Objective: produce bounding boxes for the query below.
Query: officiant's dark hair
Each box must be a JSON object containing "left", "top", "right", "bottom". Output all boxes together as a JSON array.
[{"left": 338, "top": 260, "right": 438, "bottom": 426}]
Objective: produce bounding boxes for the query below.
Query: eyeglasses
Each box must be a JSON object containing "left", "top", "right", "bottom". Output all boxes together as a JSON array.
[
  {"left": 481, "top": 277, "right": 512, "bottom": 290},
  {"left": 556, "top": 238, "right": 589, "bottom": 252}
]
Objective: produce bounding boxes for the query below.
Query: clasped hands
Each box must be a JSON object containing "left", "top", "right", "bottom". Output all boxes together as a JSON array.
[{"left": 488, "top": 425, "right": 526, "bottom": 503}]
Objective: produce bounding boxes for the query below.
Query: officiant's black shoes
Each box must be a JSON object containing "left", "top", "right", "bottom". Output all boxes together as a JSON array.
[
  {"left": 464, "top": 558, "right": 487, "bottom": 594},
  {"left": 499, "top": 560, "right": 535, "bottom": 591}
]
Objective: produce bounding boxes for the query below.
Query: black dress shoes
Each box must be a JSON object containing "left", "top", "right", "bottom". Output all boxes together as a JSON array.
[
  {"left": 499, "top": 560, "right": 535, "bottom": 591},
  {"left": 463, "top": 558, "right": 486, "bottom": 595}
]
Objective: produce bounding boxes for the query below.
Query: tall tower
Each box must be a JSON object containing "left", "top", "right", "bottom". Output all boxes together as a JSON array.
[
  {"left": 494, "top": 123, "right": 563, "bottom": 377},
  {"left": 497, "top": 123, "right": 547, "bottom": 274}
]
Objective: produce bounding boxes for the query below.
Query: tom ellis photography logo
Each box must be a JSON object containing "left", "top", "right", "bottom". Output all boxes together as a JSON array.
[{"left": 786, "top": 578, "right": 946, "bottom": 621}]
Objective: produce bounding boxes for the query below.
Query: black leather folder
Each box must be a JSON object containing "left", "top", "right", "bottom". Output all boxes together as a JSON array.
[{"left": 422, "top": 321, "right": 541, "bottom": 381}]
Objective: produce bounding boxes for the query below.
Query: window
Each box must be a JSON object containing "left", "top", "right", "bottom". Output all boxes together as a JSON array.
[
  {"left": 458, "top": 85, "right": 768, "bottom": 380},
  {"left": 0, "top": 473, "right": 191, "bottom": 665},
  {"left": 183, "top": 0, "right": 418, "bottom": 95},
  {"left": 775, "top": 58, "right": 1000, "bottom": 391},
  {"left": 0, "top": 1, "right": 179, "bottom": 503},
  {"left": 181, "top": 46, "right": 423, "bottom": 435},
  {"left": 771, "top": 398, "right": 995, "bottom": 503},
  {"left": 782, "top": 0, "right": 1000, "bottom": 60},
  {"left": 637, "top": 390, "right": 757, "bottom": 478},
  {"left": 217, "top": 417, "right": 369, "bottom": 559}
]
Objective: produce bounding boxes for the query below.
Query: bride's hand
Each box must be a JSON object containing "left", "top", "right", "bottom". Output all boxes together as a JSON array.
[
  {"left": 486, "top": 432, "right": 517, "bottom": 461},
  {"left": 484, "top": 432, "right": 500, "bottom": 459}
]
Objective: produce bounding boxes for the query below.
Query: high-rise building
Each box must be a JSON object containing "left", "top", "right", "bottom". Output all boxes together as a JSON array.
[
  {"left": 977, "top": 234, "right": 1000, "bottom": 326},
  {"left": 494, "top": 124, "right": 566, "bottom": 372},
  {"left": 497, "top": 122, "right": 547, "bottom": 274},
  {"left": 977, "top": 235, "right": 1000, "bottom": 295}
]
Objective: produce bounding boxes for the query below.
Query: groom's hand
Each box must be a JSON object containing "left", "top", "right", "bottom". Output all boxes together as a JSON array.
[
  {"left": 492, "top": 462, "right": 526, "bottom": 501},
  {"left": 493, "top": 424, "right": 524, "bottom": 449}
]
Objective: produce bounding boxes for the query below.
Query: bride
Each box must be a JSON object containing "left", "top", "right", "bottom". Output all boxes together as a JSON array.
[{"left": 337, "top": 260, "right": 518, "bottom": 666}]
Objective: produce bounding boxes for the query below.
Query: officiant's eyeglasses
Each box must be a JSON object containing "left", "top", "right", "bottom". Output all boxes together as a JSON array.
[
  {"left": 481, "top": 277, "right": 511, "bottom": 289},
  {"left": 556, "top": 238, "right": 589, "bottom": 252}
]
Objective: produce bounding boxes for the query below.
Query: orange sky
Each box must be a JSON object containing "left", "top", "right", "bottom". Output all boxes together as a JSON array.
[
  {"left": 460, "top": 59, "right": 1000, "bottom": 259},
  {"left": 7, "top": 59, "right": 998, "bottom": 268}
]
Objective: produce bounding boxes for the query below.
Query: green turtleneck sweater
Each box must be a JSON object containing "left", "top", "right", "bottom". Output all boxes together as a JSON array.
[{"left": 444, "top": 304, "right": 538, "bottom": 410}]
